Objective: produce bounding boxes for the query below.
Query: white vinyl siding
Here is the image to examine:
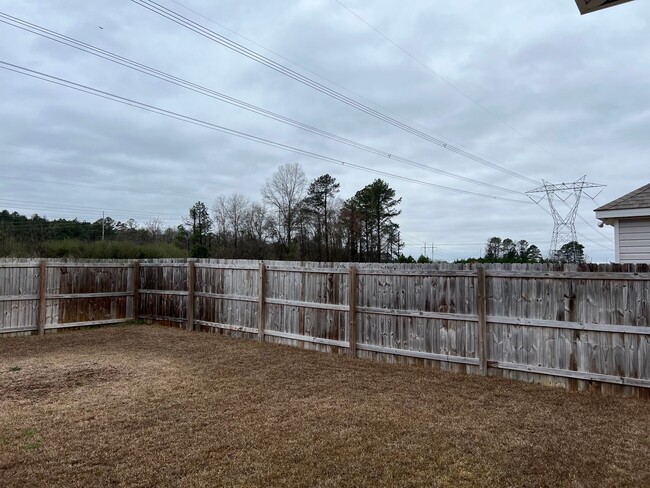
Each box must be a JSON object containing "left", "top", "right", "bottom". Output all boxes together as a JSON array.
[{"left": 618, "top": 218, "right": 650, "bottom": 263}]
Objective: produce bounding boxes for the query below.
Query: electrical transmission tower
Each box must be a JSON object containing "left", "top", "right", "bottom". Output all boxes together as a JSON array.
[{"left": 527, "top": 176, "right": 605, "bottom": 258}]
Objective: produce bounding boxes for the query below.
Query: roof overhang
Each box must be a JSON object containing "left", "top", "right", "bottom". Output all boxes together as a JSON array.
[
  {"left": 575, "top": 0, "right": 634, "bottom": 14},
  {"left": 595, "top": 207, "right": 650, "bottom": 220}
]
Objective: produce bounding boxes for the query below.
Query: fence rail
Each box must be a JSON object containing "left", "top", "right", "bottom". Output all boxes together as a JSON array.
[
  {"left": 1, "top": 259, "right": 649, "bottom": 396},
  {"left": 0, "top": 260, "right": 135, "bottom": 335}
]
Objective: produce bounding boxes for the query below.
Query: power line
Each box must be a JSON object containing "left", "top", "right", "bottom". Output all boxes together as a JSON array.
[
  {"left": 546, "top": 186, "right": 613, "bottom": 242},
  {"left": 165, "top": 0, "right": 523, "bottom": 175},
  {"left": 1, "top": 216, "right": 178, "bottom": 229},
  {"left": 0, "top": 218, "right": 156, "bottom": 229},
  {"left": 533, "top": 202, "right": 614, "bottom": 252},
  {"left": 0, "top": 145, "right": 228, "bottom": 193},
  {"left": 0, "top": 9, "right": 612, "bottom": 260},
  {"left": 0, "top": 60, "right": 532, "bottom": 204},
  {"left": 131, "top": 0, "right": 541, "bottom": 186},
  {"left": 527, "top": 177, "right": 608, "bottom": 255},
  {"left": 1, "top": 170, "right": 206, "bottom": 201},
  {"left": 1, "top": 221, "right": 151, "bottom": 231},
  {"left": 534, "top": 179, "right": 612, "bottom": 243},
  {"left": 529, "top": 198, "right": 613, "bottom": 252},
  {"left": 400, "top": 232, "right": 425, "bottom": 244},
  {"left": 332, "top": 0, "right": 573, "bottom": 170},
  {"left": 0, "top": 12, "right": 524, "bottom": 197},
  {"left": 1, "top": 211, "right": 180, "bottom": 230},
  {"left": 0, "top": 198, "right": 182, "bottom": 219}
]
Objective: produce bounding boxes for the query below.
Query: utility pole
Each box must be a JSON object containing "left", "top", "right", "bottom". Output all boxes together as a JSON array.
[{"left": 102, "top": 211, "right": 105, "bottom": 241}]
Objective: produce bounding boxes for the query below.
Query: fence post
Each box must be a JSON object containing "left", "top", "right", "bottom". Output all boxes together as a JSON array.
[
  {"left": 348, "top": 265, "right": 358, "bottom": 357},
  {"left": 258, "top": 261, "right": 266, "bottom": 341},
  {"left": 477, "top": 266, "right": 488, "bottom": 376},
  {"left": 38, "top": 260, "right": 47, "bottom": 335},
  {"left": 133, "top": 260, "right": 140, "bottom": 322},
  {"left": 187, "top": 260, "right": 196, "bottom": 332}
]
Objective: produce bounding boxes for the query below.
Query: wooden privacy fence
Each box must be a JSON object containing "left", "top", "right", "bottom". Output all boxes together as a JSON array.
[
  {"left": 0, "top": 260, "right": 135, "bottom": 334},
  {"left": 1, "top": 259, "right": 650, "bottom": 396}
]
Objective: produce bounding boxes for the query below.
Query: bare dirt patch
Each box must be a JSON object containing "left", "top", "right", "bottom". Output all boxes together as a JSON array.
[
  {"left": 1, "top": 362, "right": 126, "bottom": 400},
  {"left": 0, "top": 324, "right": 649, "bottom": 488}
]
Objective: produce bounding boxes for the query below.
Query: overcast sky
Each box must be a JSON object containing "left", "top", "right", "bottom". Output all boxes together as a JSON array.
[{"left": 0, "top": 0, "right": 648, "bottom": 262}]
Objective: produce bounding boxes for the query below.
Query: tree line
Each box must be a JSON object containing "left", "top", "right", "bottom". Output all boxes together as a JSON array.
[
  {"left": 0, "top": 209, "right": 184, "bottom": 258},
  {"left": 1, "top": 161, "right": 588, "bottom": 263},
  {"left": 0, "top": 163, "right": 404, "bottom": 261},
  {"left": 176, "top": 163, "right": 403, "bottom": 261},
  {"left": 456, "top": 236, "right": 586, "bottom": 264}
]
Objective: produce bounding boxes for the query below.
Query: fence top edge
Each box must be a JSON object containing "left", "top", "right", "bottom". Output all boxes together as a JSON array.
[
  {"left": 265, "top": 266, "right": 349, "bottom": 274},
  {"left": 194, "top": 264, "right": 259, "bottom": 270},
  {"left": 0, "top": 263, "right": 40, "bottom": 268},
  {"left": 357, "top": 269, "right": 476, "bottom": 277},
  {"left": 1, "top": 258, "right": 649, "bottom": 277},
  {"left": 485, "top": 270, "right": 650, "bottom": 280}
]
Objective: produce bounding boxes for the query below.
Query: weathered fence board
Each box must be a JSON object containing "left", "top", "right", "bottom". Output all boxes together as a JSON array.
[
  {"left": 0, "top": 260, "right": 135, "bottom": 333},
  {"left": 483, "top": 268, "right": 650, "bottom": 394},
  {"left": 1, "top": 259, "right": 649, "bottom": 397},
  {"left": 193, "top": 262, "right": 259, "bottom": 334}
]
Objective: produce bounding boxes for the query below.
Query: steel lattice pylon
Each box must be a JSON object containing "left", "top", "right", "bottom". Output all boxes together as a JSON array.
[{"left": 527, "top": 176, "right": 605, "bottom": 258}]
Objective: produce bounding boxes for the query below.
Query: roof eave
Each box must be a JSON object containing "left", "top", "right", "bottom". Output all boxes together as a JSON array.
[
  {"left": 594, "top": 207, "right": 650, "bottom": 220},
  {"left": 575, "top": 0, "right": 635, "bottom": 14}
]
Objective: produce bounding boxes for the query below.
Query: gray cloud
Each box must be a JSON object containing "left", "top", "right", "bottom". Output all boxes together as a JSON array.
[{"left": 1, "top": 0, "right": 647, "bottom": 261}]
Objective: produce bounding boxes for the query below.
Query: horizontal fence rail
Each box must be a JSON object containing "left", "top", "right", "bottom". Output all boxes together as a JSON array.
[
  {"left": 1, "top": 259, "right": 649, "bottom": 396},
  {"left": 0, "top": 260, "right": 136, "bottom": 335}
]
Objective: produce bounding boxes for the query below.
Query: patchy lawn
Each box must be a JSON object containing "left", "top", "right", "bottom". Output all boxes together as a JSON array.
[{"left": 1, "top": 325, "right": 649, "bottom": 488}]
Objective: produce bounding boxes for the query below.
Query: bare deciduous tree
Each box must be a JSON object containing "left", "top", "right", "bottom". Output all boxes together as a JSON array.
[
  {"left": 213, "top": 193, "right": 250, "bottom": 251},
  {"left": 244, "top": 202, "right": 269, "bottom": 243},
  {"left": 144, "top": 217, "right": 164, "bottom": 242},
  {"left": 261, "top": 163, "right": 307, "bottom": 250},
  {"left": 226, "top": 193, "right": 249, "bottom": 251},
  {"left": 212, "top": 195, "right": 228, "bottom": 238}
]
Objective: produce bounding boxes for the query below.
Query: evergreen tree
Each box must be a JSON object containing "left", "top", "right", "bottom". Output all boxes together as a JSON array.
[
  {"left": 555, "top": 241, "right": 585, "bottom": 264},
  {"left": 184, "top": 201, "right": 213, "bottom": 257},
  {"left": 303, "top": 174, "right": 340, "bottom": 261},
  {"left": 339, "top": 198, "right": 362, "bottom": 261},
  {"left": 501, "top": 238, "right": 516, "bottom": 261},
  {"left": 485, "top": 237, "right": 502, "bottom": 260},
  {"left": 352, "top": 179, "right": 401, "bottom": 262},
  {"left": 527, "top": 244, "right": 543, "bottom": 263},
  {"left": 517, "top": 240, "right": 530, "bottom": 261}
]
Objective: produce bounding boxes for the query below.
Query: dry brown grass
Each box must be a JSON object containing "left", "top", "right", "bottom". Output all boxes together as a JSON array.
[{"left": 1, "top": 324, "right": 649, "bottom": 487}]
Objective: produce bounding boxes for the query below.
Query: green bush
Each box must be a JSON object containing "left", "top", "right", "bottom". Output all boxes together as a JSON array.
[{"left": 36, "top": 240, "right": 188, "bottom": 259}]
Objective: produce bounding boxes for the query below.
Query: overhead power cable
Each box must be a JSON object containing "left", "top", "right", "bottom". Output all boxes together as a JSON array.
[
  {"left": 0, "top": 198, "right": 181, "bottom": 219},
  {"left": 0, "top": 146, "right": 228, "bottom": 197},
  {"left": 1, "top": 221, "right": 171, "bottom": 231},
  {"left": 1, "top": 219, "right": 174, "bottom": 229},
  {"left": 0, "top": 12, "right": 522, "bottom": 196},
  {"left": 0, "top": 60, "right": 532, "bottom": 204},
  {"left": 128, "top": 2, "right": 612, "bottom": 253},
  {"left": 131, "top": 0, "right": 541, "bottom": 186},
  {"left": 1, "top": 215, "right": 178, "bottom": 228},
  {"left": 530, "top": 200, "right": 613, "bottom": 251},
  {"left": 333, "top": 0, "right": 573, "bottom": 169},
  {"left": 166, "top": 0, "right": 512, "bottom": 172},
  {"left": 1, "top": 170, "right": 205, "bottom": 201}
]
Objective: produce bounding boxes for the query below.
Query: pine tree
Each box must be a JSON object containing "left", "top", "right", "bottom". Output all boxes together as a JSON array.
[{"left": 303, "top": 174, "right": 340, "bottom": 261}]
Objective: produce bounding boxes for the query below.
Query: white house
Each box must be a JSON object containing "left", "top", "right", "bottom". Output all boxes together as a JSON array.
[{"left": 595, "top": 183, "right": 650, "bottom": 263}]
